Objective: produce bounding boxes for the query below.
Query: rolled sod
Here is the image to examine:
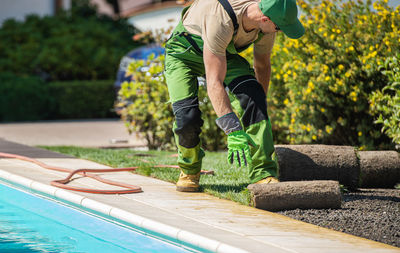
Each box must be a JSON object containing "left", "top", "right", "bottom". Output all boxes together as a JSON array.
[
  {"left": 359, "top": 151, "right": 400, "bottom": 188},
  {"left": 275, "top": 145, "right": 359, "bottom": 190},
  {"left": 248, "top": 180, "right": 341, "bottom": 211}
]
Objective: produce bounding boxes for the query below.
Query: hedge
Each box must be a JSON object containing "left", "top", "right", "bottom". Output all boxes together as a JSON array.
[
  {"left": 0, "top": 1, "right": 141, "bottom": 81},
  {"left": 0, "top": 73, "right": 116, "bottom": 122}
]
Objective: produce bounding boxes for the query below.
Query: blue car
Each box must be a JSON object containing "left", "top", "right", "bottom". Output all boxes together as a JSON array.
[{"left": 114, "top": 44, "right": 165, "bottom": 92}]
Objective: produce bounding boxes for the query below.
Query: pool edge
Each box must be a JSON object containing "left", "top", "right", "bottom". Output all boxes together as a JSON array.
[{"left": 0, "top": 169, "right": 249, "bottom": 253}]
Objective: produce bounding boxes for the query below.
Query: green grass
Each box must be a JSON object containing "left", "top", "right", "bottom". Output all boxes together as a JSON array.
[{"left": 40, "top": 146, "right": 252, "bottom": 205}]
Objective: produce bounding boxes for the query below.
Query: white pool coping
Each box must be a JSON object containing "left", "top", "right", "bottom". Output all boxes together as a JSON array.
[{"left": 0, "top": 169, "right": 249, "bottom": 253}]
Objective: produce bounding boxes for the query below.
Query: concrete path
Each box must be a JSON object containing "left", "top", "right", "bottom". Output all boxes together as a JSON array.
[
  {"left": 0, "top": 119, "right": 147, "bottom": 148},
  {"left": 0, "top": 138, "right": 398, "bottom": 253}
]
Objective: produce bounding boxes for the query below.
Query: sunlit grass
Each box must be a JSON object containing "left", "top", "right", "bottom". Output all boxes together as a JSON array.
[{"left": 40, "top": 146, "right": 252, "bottom": 205}]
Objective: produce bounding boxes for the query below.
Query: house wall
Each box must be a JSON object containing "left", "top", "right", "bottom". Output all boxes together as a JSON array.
[
  {"left": 0, "top": 0, "right": 71, "bottom": 25},
  {"left": 90, "top": 0, "right": 152, "bottom": 16}
]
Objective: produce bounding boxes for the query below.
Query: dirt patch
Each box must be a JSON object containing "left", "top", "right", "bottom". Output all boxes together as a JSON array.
[{"left": 278, "top": 188, "right": 400, "bottom": 247}]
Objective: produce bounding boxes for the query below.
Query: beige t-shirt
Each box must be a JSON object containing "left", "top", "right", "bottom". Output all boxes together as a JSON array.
[{"left": 182, "top": 0, "right": 275, "bottom": 56}]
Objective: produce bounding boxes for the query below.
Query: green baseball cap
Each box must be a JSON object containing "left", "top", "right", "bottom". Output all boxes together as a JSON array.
[{"left": 259, "top": 0, "right": 305, "bottom": 39}]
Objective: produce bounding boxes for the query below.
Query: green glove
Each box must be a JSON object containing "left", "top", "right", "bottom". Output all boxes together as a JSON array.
[
  {"left": 227, "top": 130, "right": 256, "bottom": 167},
  {"left": 215, "top": 112, "right": 256, "bottom": 167}
]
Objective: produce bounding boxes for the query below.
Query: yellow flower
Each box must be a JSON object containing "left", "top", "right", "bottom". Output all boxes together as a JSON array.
[
  {"left": 358, "top": 131, "right": 363, "bottom": 137},
  {"left": 350, "top": 91, "right": 357, "bottom": 102},
  {"left": 308, "top": 80, "right": 315, "bottom": 90},
  {"left": 336, "top": 29, "right": 341, "bottom": 34},
  {"left": 320, "top": 108, "right": 325, "bottom": 112},
  {"left": 338, "top": 64, "right": 344, "bottom": 70},
  {"left": 369, "top": 46, "right": 374, "bottom": 51},
  {"left": 345, "top": 72, "right": 351, "bottom": 78},
  {"left": 312, "top": 135, "right": 317, "bottom": 140},
  {"left": 291, "top": 118, "right": 295, "bottom": 124},
  {"left": 318, "top": 27, "right": 324, "bottom": 33},
  {"left": 330, "top": 34, "right": 335, "bottom": 40},
  {"left": 325, "top": 125, "right": 332, "bottom": 134},
  {"left": 325, "top": 76, "right": 331, "bottom": 81},
  {"left": 283, "top": 98, "right": 289, "bottom": 105}
]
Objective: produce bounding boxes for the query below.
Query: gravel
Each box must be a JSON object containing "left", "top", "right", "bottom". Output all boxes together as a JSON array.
[{"left": 277, "top": 188, "right": 400, "bottom": 247}]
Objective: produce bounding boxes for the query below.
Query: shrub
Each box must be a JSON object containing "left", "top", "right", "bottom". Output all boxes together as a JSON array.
[
  {"left": 0, "top": 75, "right": 116, "bottom": 122},
  {"left": 370, "top": 54, "right": 400, "bottom": 145},
  {"left": 241, "top": 0, "right": 399, "bottom": 149},
  {"left": 48, "top": 80, "right": 117, "bottom": 119},
  {"left": 0, "top": 73, "right": 51, "bottom": 122},
  {"left": 0, "top": 2, "right": 141, "bottom": 81},
  {"left": 116, "top": 55, "right": 226, "bottom": 151}
]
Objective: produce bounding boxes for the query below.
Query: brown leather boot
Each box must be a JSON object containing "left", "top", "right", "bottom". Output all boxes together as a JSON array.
[
  {"left": 254, "top": 176, "right": 279, "bottom": 184},
  {"left": 176, "top": 171, "right": 200, "bottom": 192}
]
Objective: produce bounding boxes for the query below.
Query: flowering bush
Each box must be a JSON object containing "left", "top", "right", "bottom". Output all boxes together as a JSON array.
[
  {"left": 242, "top": 0, "right": 399, "bottom": 149},
  {"left": 370, "top": 54, "right": 400, "bottom": 145}
]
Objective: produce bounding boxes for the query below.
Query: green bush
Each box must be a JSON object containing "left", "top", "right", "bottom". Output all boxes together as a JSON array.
[
  {"left": 116, "top": 55, "right": 226, "bottom": 151},
  {"left": 49, "top": 80, "right": 117, "bottom": 119},
  {"left": 370, "top": 54, "right": 400, "bottom": 145},
  {"left": 240, "top": 0, "right": 399, "bottom": 149},
  {"left": 0, "top": 73, "right": 52, "bottom": 122},
  {"left": 0, "top": 73, "right": 116, "bottom": 121},
  {"left": 0, "top": 2, "right": 141, "bottom": 81}
]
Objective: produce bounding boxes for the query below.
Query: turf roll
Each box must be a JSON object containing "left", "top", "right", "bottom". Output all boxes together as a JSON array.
[
  {"left": 359, "top": 151, "right": 400, "bottom": 188},
  {"left": 248, "top": 180, "right": 341, "bottom": 211},
  {"left": 275, "top": 145, "right": 359, "bottom": 190}
]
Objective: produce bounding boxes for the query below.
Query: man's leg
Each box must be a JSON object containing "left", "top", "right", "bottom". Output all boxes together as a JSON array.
[
  {"left": 165, "top": 37, "right": 205, "bottom": 191},
  {"left": 225, "top": 55, "right": 278, "bottom": 184}
]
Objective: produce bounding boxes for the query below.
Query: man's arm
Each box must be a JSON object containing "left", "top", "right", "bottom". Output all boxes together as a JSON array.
[
  {"left": 203, "top": 45, "right": 233, "bottom": 117},
  {"left": 253, "top": 50, "right": 272, "bottom": 95}
]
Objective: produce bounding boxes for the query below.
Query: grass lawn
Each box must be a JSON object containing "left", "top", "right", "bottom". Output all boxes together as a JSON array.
[{"left": 40, "top": 146, "right": 253, "bottom": 205}]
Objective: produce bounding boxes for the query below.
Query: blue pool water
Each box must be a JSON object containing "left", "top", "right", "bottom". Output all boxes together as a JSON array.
[{"left": 0, "top": 182, "right": 192, "bottom": 253}]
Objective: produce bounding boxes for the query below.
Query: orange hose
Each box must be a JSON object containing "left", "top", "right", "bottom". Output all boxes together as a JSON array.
[{"left": 0, "top": 152, "right": 184, "bottom": 194}]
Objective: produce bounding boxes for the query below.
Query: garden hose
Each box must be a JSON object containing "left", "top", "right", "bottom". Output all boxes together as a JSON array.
[{"left": 0, "top": 152, "right": 213, "bottom": 194}]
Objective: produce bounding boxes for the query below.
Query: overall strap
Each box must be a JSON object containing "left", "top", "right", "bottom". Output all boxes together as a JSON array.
[{"left": 217, "top": 0, "right": 239, "bottom": 34}]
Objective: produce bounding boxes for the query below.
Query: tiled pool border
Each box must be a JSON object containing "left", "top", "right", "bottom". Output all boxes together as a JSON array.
[{"left": 0, "top": 169, "right": 249, "bottom": 253}]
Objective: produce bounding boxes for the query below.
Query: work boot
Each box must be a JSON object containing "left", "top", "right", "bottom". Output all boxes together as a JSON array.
[
  {"left": 254, "top": 176, "right": 279, "bottom": 184},
  {"left": 176, "top": 171, "right": 201, "bottom": 192}
]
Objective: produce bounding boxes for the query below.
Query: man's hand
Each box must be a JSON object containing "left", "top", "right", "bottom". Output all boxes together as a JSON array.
[
  {"left": 215, "top": 112, "right": 255, "bottom": 167},
  {"left": 227, "top": 130, "right": 256, "bottom": 167}
]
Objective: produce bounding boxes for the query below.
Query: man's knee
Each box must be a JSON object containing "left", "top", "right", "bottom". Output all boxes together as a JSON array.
[
  {"left": 172, "top": 97, "right": 204, "bottom": 148},
  {"left": 227, "top": 75, "right": 268, "bottom": 127}
]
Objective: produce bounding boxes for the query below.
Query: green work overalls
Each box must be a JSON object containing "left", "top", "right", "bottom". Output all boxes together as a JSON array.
[{"left": 164, "top": 3, "right": 278, "bottom": 183}]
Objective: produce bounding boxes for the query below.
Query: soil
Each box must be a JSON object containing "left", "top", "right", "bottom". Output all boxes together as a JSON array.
[{"left": 277, "top": 188, "right": 400, "bottom": 247}]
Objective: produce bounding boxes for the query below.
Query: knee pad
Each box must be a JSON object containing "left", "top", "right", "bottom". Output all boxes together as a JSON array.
[
  {"left": 172, "top": 97, "right": 204, "bottom": 148},
  {"left": 227, "top": 75, "right": 268, "bottom": 128}
]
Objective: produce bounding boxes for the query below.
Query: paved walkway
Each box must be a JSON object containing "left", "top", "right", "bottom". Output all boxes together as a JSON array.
[
  {"left": 0, "top": 119, "right": 147, "bottom": 148},
  {"left": 0, "top": 120, "right": 399, "bottom": 252}
]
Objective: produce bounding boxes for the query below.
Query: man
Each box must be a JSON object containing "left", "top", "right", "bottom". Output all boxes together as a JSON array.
[{"left": 164, "top": 0, "right": 304, "bottom": 192}]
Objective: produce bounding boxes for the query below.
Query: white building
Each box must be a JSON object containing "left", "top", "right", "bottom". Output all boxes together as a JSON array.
[{"left": 0, "top": 0, "right": 71, "bottom": 25}]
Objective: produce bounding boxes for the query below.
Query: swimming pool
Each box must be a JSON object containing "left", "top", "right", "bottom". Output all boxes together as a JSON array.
[{"left": 0, "top": 182, "right": 195, "bottom": 253}]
